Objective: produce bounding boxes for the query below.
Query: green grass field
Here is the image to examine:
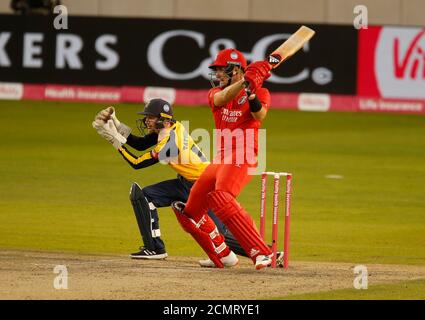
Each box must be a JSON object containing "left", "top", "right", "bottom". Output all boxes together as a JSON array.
[
  {"left": 280, "top": 279, "right": 425, "bottom": 300},
  {"left": 1, "top": 100, "right": 425, "bottom": 299}
]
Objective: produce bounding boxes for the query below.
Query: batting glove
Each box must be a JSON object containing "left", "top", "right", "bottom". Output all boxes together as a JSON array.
[{"left": 244, "top": 61, "right": 272, "bottom": 93}]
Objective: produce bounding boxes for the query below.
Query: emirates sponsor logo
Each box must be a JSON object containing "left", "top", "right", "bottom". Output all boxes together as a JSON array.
[
  {"left": 221, "top": 108, "right": 242, "bottom": 123},
  {"left": 376, "top": 27, "right": 425, "bottom": 99}
]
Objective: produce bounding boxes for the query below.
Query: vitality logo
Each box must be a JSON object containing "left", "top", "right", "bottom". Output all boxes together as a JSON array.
[{"left": 393, "top": 29, "right": 425, "bottom": 79}]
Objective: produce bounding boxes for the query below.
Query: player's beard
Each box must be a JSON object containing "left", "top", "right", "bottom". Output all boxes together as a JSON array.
[{"left": 219, "top": 75, "right": 231, "bottom": 88}]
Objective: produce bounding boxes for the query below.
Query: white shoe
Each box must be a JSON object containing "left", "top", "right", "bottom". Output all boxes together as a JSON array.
[
  {"left": 255, "top": 254, "right": 272, "bottom": 270},
  {"left": 199, "top": 251, "right": 239, "bottom": 268}
]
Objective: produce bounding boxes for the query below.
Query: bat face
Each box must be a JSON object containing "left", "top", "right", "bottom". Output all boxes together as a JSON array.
[{"left": 268, "top": 26, "right": 316, "bottom": 69}]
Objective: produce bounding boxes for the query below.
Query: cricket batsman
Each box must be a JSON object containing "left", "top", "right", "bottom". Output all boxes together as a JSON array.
[{"left": 172, "top": 49, "right": 275, "bottom": 270}]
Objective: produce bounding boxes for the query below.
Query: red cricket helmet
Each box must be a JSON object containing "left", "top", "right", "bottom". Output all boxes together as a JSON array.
[{"left": 209, "top": 48, "right": 247, "bottom": 70}]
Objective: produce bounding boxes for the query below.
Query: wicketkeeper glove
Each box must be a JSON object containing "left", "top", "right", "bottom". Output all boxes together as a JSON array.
[
  {"left": 94, "top": 107, "right": 132, "bottom": 138},
  {"left": 92, "top": 119, "right": 127, "bottom": 150}
]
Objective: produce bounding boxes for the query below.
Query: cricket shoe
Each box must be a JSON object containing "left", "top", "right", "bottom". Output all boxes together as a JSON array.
[
  {"left": 199, "top": 251, "right": 239, "bottom": 268},
  {"left": 130, "top": 247, "right": 168, "bottom": 260},
  {"left": 255, "top": 254, "right": 272, "bottom": 270}
]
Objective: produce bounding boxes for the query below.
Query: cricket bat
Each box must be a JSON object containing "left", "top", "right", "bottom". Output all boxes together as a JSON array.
[{"left": 267, "top": 25, "right": 315, "bottom": 69}]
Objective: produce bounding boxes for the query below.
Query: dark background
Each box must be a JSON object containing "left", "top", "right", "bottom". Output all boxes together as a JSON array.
[{"left": 0, "top": 14, "right": 358, "bottom": 94}]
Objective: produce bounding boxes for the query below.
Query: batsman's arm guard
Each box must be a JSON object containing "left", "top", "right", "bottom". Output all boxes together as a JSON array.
[
  {"left": 118, "top": 146, "right": 159, "bottom": 169},
  {"left": 126, "top": 133, "right": 158, "bottom": 151}
]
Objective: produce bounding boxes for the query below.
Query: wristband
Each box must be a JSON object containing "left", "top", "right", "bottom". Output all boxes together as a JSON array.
[{"left": 249, "top": 96, "right": 262, "bottom": 112}]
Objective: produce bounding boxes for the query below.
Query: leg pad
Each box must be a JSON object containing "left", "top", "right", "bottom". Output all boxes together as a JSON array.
[
  {"left": 207, "top": 190, "right": 272, "bottom": 262},
  {"left": 171, "top": 201, "right": 225, "bottom": 268}
]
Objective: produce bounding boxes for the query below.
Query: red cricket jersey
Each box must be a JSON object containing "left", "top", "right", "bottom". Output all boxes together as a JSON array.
[{"left": 208, "top": 87, "right": 271, "bottom": 163}]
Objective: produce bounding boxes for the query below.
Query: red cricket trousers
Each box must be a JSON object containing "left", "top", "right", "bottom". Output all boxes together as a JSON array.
[{"left": 185, "top": 162, "right": 253, "bottom": 216}]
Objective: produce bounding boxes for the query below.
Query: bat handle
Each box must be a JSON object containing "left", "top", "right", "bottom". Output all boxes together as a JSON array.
[{"left": 243, "top": 80, "right": 252, "bottom": 96}]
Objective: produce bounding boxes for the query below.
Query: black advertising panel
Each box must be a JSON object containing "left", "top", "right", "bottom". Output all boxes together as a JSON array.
[{"left": 0, "top": 14, "right": 357, "bottom": 94}]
